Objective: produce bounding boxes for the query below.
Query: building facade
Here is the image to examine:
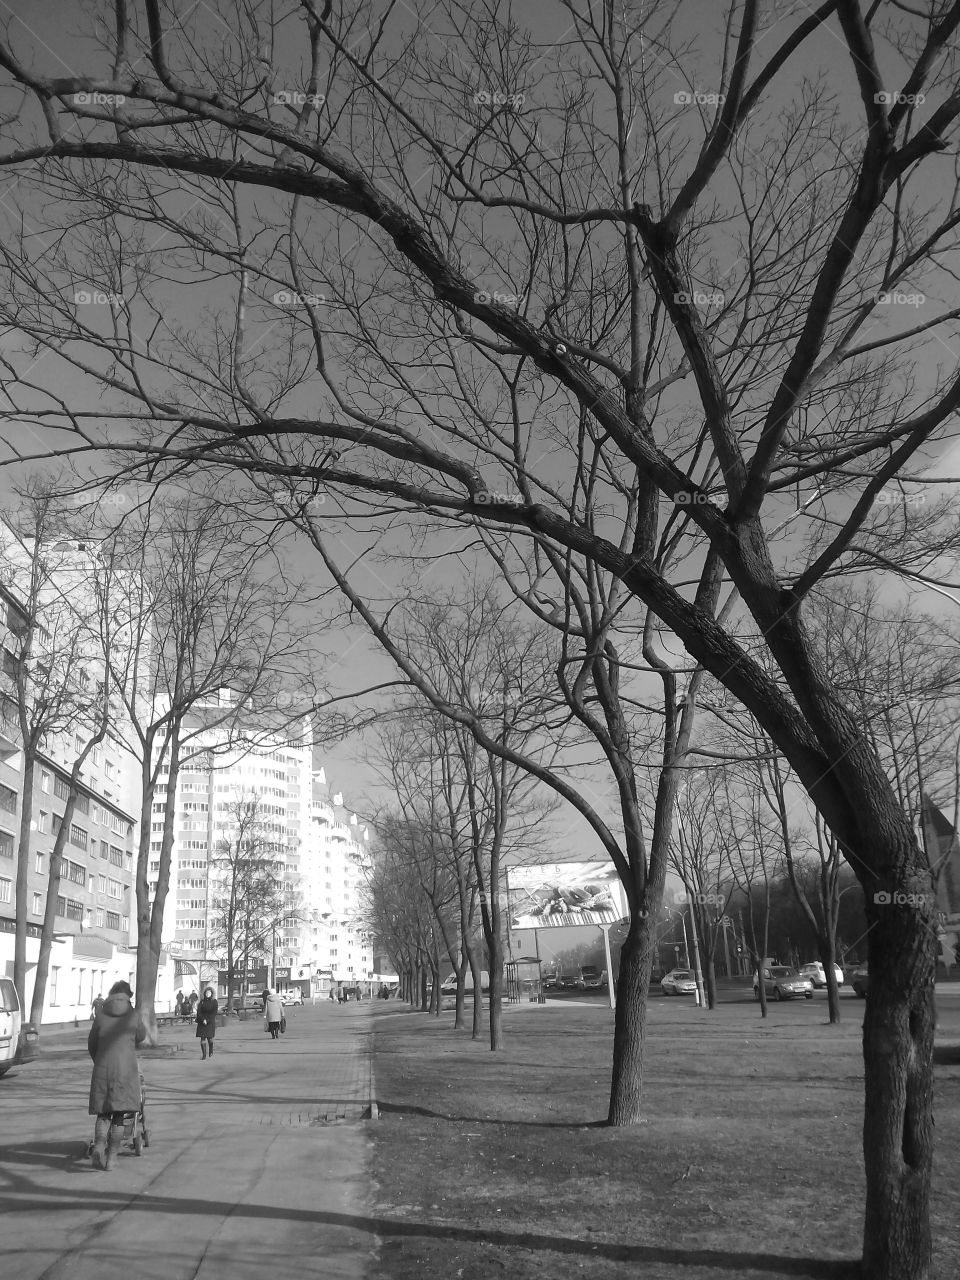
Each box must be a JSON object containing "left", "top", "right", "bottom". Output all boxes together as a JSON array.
[
  {"left": 300, "top": 776, "right": 374, "bottom": 992},
  {"left": 0, "top": 562, "right": 141, "bottom": 1023}
]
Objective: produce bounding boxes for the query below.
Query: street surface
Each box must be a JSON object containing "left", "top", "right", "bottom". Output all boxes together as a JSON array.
[{"left": 0, "top": 1001, "right": 376, "bottom": 1280}]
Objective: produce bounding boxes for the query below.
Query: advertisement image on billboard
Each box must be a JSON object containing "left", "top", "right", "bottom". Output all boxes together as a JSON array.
[{"left": 508, "top": 861, "right": 621, "bottom": 928}]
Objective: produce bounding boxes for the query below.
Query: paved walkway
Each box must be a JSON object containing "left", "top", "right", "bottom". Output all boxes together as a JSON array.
[{"left": 0, "top": 1001, "right": 378, "bottom": 1280}]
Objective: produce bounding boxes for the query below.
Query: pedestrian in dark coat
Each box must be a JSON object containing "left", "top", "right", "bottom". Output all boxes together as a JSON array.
[
  {"left": 195, "top": 987, "right": 219, "bottom": 1060},
  {"left": 88, "top": 980, "right": 146, "bottom": 1170},
  {"left": 263, "top": 989, "right": 283, "bottom": 1039}
]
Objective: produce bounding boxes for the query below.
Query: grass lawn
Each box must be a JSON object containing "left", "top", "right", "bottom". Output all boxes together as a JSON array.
[{"left": 369, "top": 996, "right": 960, "bottom": 1280}]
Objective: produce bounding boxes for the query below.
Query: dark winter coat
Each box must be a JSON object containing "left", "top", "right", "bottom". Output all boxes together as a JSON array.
[
  {"left": 195, "top": 995, "right": 219, "bottom": 1039},
  {"left": 87, "top": 991, "right": 146, "bottom": 1115}
]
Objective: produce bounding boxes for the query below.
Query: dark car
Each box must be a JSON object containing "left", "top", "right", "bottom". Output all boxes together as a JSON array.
[
  {"left": 557, "top": 973, "right": 580, "bottom": 990},
  {"left": 851, "top": 967, "right": 869, "bottom": 998}
]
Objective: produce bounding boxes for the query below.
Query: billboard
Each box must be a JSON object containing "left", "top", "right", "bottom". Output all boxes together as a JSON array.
[{"left": 507, "top": 862, "right": 621, "bottom": 928}]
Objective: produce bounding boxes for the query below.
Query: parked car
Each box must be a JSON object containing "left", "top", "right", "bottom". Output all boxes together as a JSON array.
[
  {"left": 661, "top": 969, "right": 698, "bottom": 997},
  {"left": 798, "top": 961, "right": 844, "bottom": 989},
  {"left": 0, "top": 977, "right": 37, "bottom": 1077},
  {"left": 280, "top": 989, "right": 303, "bottom": 1006},
  {"left": 578, "top": 966, "right": 607, "bottom": 990},
  {"left": 850, "top": 966, "right": 869, "bottom": 998},
  {"left": 753, "top": 965, "right": 814, "bottom": 1001},
  {"left": 557, "top": 973, "right": 580, "bottom": 990},
  {"left": 542, "top": 972, "right": 558, "bottom": 990}
]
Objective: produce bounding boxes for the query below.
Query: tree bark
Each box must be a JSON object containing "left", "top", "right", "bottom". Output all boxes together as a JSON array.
[
  {"left": 13, "top": 755, "right": 35, "bottom": 1008},
  {"left": 607, "top": 908, "right": 657, "bottom": 1124},
  {"left": 29, "top": 790, "right": 77, "bottom": 1026},
  {"left": 467, "top": 942, "right": 484, "bottom": 1040},
  {"left": 488, "top": 928, "right": 504, "bottom": 1052},
  {"left": 860, "top": 880, "right": 936, "bottom": 1280}
]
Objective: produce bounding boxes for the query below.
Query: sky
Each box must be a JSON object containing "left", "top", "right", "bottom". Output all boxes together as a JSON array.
[{"left": 1, "top": 0, "right": 960, "bottom": 872}]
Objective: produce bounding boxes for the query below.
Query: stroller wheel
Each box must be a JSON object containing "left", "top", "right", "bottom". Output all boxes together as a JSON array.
[
  {"left": 141, "top": 1124, "right": 150, "bottom": 1148},
  {"left": 133, "top": 1132, "right": 143, "bottom": 1156}
]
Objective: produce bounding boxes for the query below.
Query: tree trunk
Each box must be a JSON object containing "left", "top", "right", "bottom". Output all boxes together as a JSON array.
[
  {"left": 861, "top": 892, "right": 936, "bottom": 1280},
  {"left": 467, "top": 944, "right": 483, "bottom": 1040},
  {"left": 488, "top": 928, "right": 504, "bottom": 1051},
  {"left": 607, "top": 908, "right": 656, "bottom": 1124},
  {"left": 821, "top": 932, "right": 841, "bottom": 1024},
  {"left": 13, "top": 755, "right": 35, "bottom": 1008},
  {"left": 29, "top": 793, "right": 77, "bottom": 1026}
]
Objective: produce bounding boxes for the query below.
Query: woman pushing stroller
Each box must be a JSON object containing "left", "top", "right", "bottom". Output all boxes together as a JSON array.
[{"left": 88, "top": 980, "right": 146, "bottom": 1170}]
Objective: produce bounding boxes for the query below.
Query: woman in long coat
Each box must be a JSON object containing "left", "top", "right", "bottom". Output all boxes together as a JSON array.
[
  {"left": 88, "top": 980, "right": 146, "bottom": 1170},
  {"left": 263, "top": 989, "right": 283, "bottom": 1039},
  {"left": 195, "top": 986, "right": 219, "bottom": 1059}
]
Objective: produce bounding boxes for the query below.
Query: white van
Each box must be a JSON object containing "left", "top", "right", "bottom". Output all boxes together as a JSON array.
[{"left": 0, "top": 977, "right": 23, "bottom": 1076}]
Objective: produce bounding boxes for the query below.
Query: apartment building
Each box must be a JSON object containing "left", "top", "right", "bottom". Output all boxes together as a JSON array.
[
  {"left": 0, "top": 562, "right": 141, "bottom": 1022},
  {"left": 300, "top": 774, "right": 373, "bottom": 991},
  {"left": 150, "top": 706, "right": 314, "bottom": 984}
]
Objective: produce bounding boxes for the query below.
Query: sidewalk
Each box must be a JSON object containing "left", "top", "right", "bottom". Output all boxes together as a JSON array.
[{"left": 0, "top": 1001, "right": 379, "bottom": 1279}]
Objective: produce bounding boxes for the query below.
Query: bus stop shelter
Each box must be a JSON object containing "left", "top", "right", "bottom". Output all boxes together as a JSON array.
[{"left": 506, "top": 957, "right": 545, "bottom": 1003}]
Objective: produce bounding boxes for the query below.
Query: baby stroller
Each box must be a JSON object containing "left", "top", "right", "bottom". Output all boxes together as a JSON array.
[{"left": 86, "top": 1072, "right": 150, "bottom": 1161}]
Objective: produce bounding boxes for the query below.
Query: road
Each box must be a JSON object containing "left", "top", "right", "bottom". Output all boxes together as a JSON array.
[{"left": 0, "top": 1001, "right": 377, "bottom": 1280}]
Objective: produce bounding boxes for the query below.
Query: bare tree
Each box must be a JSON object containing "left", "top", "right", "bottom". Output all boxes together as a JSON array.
[
  {"left": 0, "top": 488, "right": 110, "bottom": 1017},
  {"left": 209, "top": 794, "right": 301, "bottom": 1014},
  {"left": 5, "top": 3, "right": 960, "bottom": 1270},
  {"left": 94, "top": 499, "right": 304, "bottom": 1038},
  {"left": 369, "top": 717, "right": 484, "bottom": 1033}
]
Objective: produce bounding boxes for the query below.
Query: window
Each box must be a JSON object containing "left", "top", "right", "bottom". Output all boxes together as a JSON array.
[
  {"left": 121, "top": 915, "right": 129, "bottom": 932},
  {"left": 54, "top": 775, "right": 71, "bottom": 801},
  {"left": 38, "top": 810, "right": 49, "bottom": 833},
  {"left": 32, "top": 892, "right": 42, "bottom": 914},
  {"left": 93, "top": 747, "right": 101, "bottom": 766},
  {"left": 50, "top": 966, "right": 59, "bottom": 1004},
  {"left": 65, "top": 899, "right": 84, "bottom": 921},
  {"left": 109, "top": 845, "right": 123, "bottom": 867},
  {"left": 74, "top": 733, "right": 83, "bottom": 753},
  {"left": 64, "top": 859, "right": 87, "bottom": 885},
  {"left": 98, "top": 875, "right": 106, "bottom": 894},
  {"left": 0, "top": 829, "right": 13, "bottom": 859},
  {"left": 52, "top": 814, "right": 62, "bottom": 835},
  {"left": 0, "top": 783, "right": 16, "bottom": 814},
  {"left": 34, "top": 852, "right": 43, "bottom": 874},
  {"left": 105, "top": 759, "right": 116, "bottom": 780},
  {"left": 96, "top": 907, "right": 104, "bottom": 928},
  {"left": 40, "top": 770, "right": 51, "bottom": 793},
  {"left": 0, "top": 876, "right": 11, "bottom": 903},
  {"left": 74, "top": 792, "right": 89, "bottom": 815},
  {"left": 108, "top": 878, "right": 121, "bottom": 899},
  {"left": 90, "top": 803, "right": 100, "bottom": 824},
  {"left": 105, "top": 911, "right": 121, "bottom": 930},
  {"left": 69, "top": 823, "right": 88, "bottom": 850}
]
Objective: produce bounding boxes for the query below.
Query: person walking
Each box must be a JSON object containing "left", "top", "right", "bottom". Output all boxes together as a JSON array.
[
  {"left": 263, "top": 988, "right": 283, "bottom": 1039},
  {"left": 196, "top": 986, "right": 219, "bottom": 1060},
  {"left": 88, "top": 980, "right": 146, "bottom": 1171}
]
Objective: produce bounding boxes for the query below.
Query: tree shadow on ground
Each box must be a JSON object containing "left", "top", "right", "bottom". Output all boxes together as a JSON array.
[
  {"left": 0, "top": 1166, "right": 861, "bottom": 1279},
  {"left": 377, "top": 1100, "right": 606, "bottom": 1128}
]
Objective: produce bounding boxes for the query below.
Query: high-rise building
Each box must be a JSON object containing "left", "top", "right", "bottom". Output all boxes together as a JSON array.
[
  {"left": 153, "top": 706, "right": 313, "bottom": 983},
  {"left": 299, "top": 773, "right": 373, "bottom": 990}
]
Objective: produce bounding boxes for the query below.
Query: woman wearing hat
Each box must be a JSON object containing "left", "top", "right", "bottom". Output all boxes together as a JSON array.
[
  {"left": 263, "top": 988, "right": 283, "bottom": 1039},
  {"left": 87, "top": 980, "right": 146, "bottom": 1170},
  {"left": 196, "top": 986, "right": 219, "bottom": 1059}
]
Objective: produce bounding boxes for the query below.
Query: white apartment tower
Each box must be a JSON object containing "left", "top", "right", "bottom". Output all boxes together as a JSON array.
[
  {"left": 150, "top": 707, "right": 313, "bottom": 973},
  {"left": 301, "top": 772, "right": 373, "bottom": 989}
]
